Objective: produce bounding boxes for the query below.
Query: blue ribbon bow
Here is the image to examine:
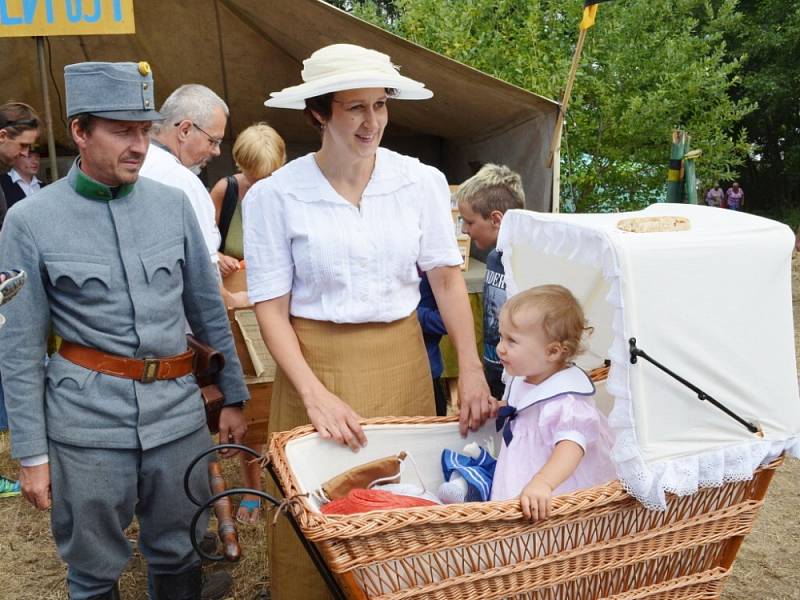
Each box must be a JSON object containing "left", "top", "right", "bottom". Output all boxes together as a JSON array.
[{"left": 496, "top": 405, "right": 518, "bottom": 446}]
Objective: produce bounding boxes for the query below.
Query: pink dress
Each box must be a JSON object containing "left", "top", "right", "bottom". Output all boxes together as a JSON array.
[{"left": 490, "top": 366, "right": 617, "bottom": 501}]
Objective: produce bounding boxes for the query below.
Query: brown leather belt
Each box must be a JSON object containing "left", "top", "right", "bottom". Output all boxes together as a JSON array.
[{"left": 59, "top": 341, "right": 195, "bottom": 384}]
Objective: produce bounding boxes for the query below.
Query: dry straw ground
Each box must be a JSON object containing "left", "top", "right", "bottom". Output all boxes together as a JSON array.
[{"left": 0, "top": 255, "right": 798, "bottom": 600}]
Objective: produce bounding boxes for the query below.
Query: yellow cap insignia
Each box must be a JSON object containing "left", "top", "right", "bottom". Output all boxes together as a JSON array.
[{"left": 138, "top": 61, "right": 151, "bottom": 76}]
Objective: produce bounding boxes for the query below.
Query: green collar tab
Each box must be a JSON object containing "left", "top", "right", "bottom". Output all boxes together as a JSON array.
[{"left": 69, "top": 161, "right": 134, "bottom": 201}]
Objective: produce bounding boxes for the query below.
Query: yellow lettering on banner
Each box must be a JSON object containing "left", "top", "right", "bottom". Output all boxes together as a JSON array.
[{"left": 0, "top": 0, "right": 135, "bottom": 38}]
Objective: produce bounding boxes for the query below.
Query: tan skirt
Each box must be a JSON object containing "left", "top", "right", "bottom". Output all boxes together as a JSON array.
[{"left": 269, "top": 313, "right": 435, "bottom": 600}]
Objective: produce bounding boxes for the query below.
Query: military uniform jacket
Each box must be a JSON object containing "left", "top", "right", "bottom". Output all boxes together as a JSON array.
[{"left": 0, "top": 162, "right": 249, "bottom": 459}]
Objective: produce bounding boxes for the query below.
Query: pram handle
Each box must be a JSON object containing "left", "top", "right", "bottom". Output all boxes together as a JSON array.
[{"left": 184, "top": 443, "right": 348, "bottom": 599}]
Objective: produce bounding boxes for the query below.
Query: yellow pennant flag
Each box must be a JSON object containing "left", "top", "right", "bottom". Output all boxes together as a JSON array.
[{"left": 581, "top": 0, "right": 613, "bottom": 30}]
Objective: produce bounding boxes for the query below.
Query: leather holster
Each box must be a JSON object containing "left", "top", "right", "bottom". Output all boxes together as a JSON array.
[{"left": 186, "top": 335, "right": 226, "bottom": 433}]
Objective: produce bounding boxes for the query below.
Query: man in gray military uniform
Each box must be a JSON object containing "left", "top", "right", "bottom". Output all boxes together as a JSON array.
[{"left": 0, "top": 62, "right": 249, "bottom": 600}]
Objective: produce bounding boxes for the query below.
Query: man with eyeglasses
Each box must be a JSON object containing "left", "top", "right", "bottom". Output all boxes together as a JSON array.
[
  {"left": 0, "top": 102, "right": 41, "bottom": 230},
  {"left": 140, "top": 85, "right": 229, "bottom": 276}
]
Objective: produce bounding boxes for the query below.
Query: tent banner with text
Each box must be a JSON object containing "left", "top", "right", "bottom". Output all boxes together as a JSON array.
[{"left": 0, "top": 0, "right": 135, "bottom": 37}]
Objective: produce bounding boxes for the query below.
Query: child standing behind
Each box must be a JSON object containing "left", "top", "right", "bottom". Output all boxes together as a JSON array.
[
  {"left": 490, "top": 285, "right": 616, "bottom": 520},
  {"left": 456, "top": 164, "right": 525, "bottom": 401}
]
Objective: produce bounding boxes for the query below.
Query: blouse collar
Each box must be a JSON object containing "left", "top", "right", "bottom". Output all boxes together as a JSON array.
[{"left": 291, "top": 148, "right": 417, "bottom": 204}]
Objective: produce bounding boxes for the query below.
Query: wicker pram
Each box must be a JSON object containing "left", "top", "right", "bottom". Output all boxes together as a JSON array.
[
  {"left": 259, "top": 205, "right": 800, "bottom": 599},
  {"left": 268, "top": 417, "right": 780, "bottom": 600}
]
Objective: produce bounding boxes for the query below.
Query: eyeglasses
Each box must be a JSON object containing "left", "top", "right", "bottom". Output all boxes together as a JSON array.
[{"left": 174, "top": 121, "right": 223, "bottom": 148}]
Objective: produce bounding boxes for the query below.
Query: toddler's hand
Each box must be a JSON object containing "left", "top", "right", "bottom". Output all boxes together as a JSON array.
[{"left": 520, "top": 478, "right": 552, "bottom": 520}]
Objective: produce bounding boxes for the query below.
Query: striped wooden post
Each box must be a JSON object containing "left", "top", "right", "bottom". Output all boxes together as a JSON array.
[
  {"left": 666, "top": 129, "right": 688, "bottom": 203},
  {"left": 684, "top": 149, "right": 702, "bottom": 204}
]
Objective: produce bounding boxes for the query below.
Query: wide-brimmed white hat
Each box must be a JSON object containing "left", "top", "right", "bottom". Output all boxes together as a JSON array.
[{"left": 265, "top": 44, "right": 433, "bottom": 109}]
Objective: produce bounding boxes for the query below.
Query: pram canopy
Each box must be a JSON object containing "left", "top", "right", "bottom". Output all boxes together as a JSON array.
[{"left": 497, "top": 203, "right": 800, "bottom": 508}]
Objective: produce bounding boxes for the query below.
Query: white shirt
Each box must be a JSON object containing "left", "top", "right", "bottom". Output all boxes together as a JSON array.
[
  {"left": 9, "top": 168, "right": 42, "bottom": 197},
  {"left": 243, "top": 148, "right": 462, "bottom": 323},
  {"left": 140, "top": 142, "right": 221, "bottom": 264}
]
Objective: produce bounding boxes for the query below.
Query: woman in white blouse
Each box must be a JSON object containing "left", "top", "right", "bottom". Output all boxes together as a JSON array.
[{"left": 244, "top": 44, "right": 494, "bottom": 597}]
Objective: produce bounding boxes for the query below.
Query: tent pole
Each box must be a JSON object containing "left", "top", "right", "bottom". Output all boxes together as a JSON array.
[
  {"left": 546, "top": 26, "right": 587, "bottom": 175},
  {"left": 35, "top": 36, "right": 59, "bottom": 182}
]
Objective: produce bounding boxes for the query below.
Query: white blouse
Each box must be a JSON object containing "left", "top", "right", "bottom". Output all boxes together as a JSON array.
[{"left": 243, "top": 148, "right": 462, "bottom": 323}]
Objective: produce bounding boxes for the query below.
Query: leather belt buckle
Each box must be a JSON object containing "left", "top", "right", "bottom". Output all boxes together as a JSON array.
[{"left": 141, "top": 358, "right": 160, "bottom": 383}]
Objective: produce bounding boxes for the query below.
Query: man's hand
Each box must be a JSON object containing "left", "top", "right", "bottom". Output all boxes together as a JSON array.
[
  {"left": 217, "top": 405, "right": 248, "bottom": 458},
  {"left": 20, "top": 463, "right": 51, "bottom": 511},
  {"left": 457, "top": 366, "right": 495, "bottom": 436}
]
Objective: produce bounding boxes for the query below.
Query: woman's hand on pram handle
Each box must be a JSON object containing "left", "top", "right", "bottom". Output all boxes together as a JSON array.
[
  {"left": 457, "top": 365, "right": 496, "bottom": 436},
  {"left": 304, "top": 385, "right": 368, "bottom": 451}
]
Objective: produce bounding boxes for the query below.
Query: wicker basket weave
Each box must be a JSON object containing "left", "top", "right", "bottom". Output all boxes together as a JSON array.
[{"left": 269, "top": 417, "right": 779, "bottom": 600}]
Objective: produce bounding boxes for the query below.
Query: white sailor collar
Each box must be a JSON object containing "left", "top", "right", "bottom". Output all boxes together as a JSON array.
[{"left": 508, "top": 365, "right": 595, "bottom": 412}]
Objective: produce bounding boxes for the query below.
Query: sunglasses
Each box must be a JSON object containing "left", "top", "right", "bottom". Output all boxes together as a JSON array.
[{"left": 0, "top": 117, "right": 39, "bottom": 130}]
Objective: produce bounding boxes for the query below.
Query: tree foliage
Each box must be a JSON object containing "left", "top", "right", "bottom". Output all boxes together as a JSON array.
[
  {"left": 726, "top": 0, "right": 800, "bottom": 222},
  {"left": 343, "top": 0, "right": 754, "bottom": 212}
]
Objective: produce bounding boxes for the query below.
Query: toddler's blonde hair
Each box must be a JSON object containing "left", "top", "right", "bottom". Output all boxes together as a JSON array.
[{"left": 502, "top": 285, "right": 592, "bottom": 362}]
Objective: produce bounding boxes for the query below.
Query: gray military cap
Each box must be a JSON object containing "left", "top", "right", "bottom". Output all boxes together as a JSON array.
[{"left": 65, "top": 61, "right": 162, "bottom": 121}]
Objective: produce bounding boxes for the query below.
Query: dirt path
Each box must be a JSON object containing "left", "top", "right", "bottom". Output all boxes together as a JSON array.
[
  {"left": 1, "top": 256, "right": 799, "bottom": 599},
  {"left": 721, "top": 253, "right": 800, "bottom": 600}
]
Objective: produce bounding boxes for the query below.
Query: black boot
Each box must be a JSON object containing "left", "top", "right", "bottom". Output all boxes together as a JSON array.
[
  {"left": 86, "top": 583, "right": 121, "bottom": 600},
  {"left": 152, "top": 566, "right": 203, "bottom": 600},
  {"left": 201, "top": 570, "right": 233, "bottom": 600}
]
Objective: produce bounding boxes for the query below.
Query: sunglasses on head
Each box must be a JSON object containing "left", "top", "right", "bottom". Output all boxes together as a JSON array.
[{"left": 0, "top": 117, "right": 39, "bottom": 130}]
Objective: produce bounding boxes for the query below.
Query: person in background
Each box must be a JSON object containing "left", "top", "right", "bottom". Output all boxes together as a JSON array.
[
  {"left": 416, "top": 271, "right": 449, "bottom": 416},
  {"left": 209, "top": 122, "right": 286, "bottom": 524},
  {"left": 0, "top": 148, "right": 45, "bottom": 207},
  {"left": 0, "top": 270, "right": 23, "bottom": 499},
  {"left": 725, "top": 182, "right": 744, "bottom": 211},
  {"left": 0, "top": 101, "right": 40, "bottom": 230},
  {"left": 0, "top": 101, "right": 41, "bottom": 499},
  {"left": 0, "top": 61, "right": 248, "bottom": 600},
  {"left": 456, "top": 164, "right": 525, "bottom": 402},
  {"left": 245, "top": 43, "right": 493, "bottom": 599},
  {"left": 210, "top": 122, "right": 286, "bottom": 279},
  {"left": 140, "top": 84, "right": 247, "bottom": 309},
  {"left": 704, "top": 182, "right": 724, "bottom": 208}
]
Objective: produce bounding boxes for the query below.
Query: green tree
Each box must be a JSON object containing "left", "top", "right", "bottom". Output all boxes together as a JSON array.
[
  {"left": 327, "top": 0, "right": 399, "bottom": 21},
  {"left": 346, "top": 0, "right": 753, "bottom": 212},
  {"left": 726, "top": 0, "right": 800, "bottom": 223}
]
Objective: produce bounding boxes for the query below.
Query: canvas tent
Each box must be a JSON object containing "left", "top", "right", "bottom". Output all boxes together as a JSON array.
[{"left": 0, "top": 0, "right": 559, "bottom": 211}]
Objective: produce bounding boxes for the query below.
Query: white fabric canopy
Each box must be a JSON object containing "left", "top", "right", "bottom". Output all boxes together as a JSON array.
[{"left": 498, "top": 203, "right": 800, "bottom": 508}]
